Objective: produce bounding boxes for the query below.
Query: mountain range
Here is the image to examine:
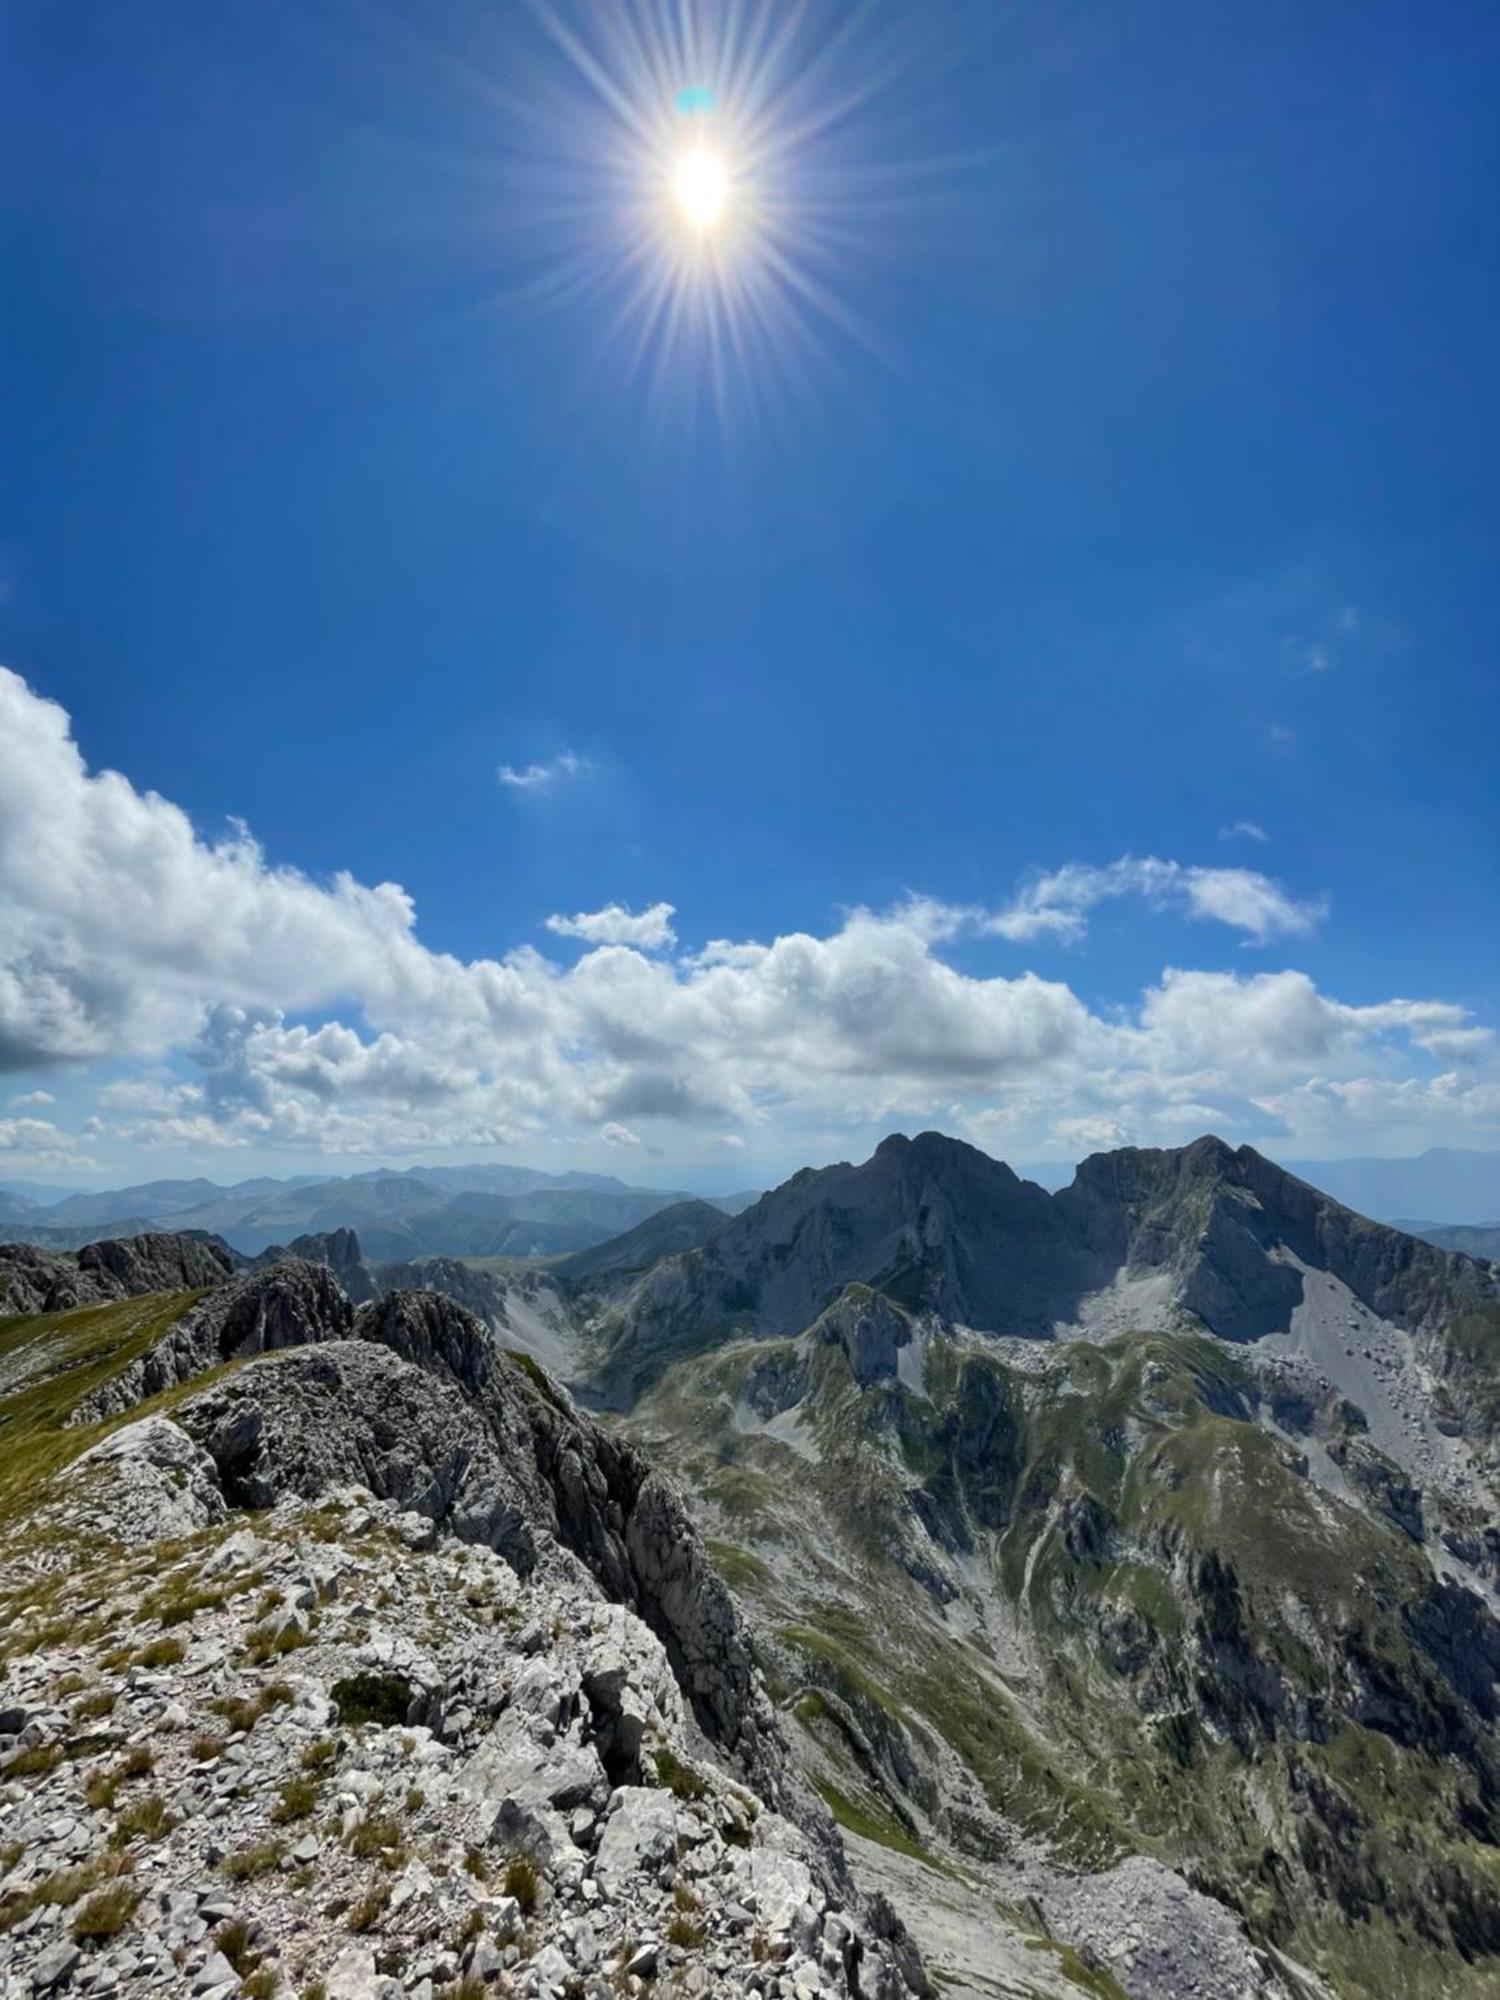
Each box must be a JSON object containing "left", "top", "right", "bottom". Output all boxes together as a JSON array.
[
  {"left": 1399, "top": 1220, "right": 1500, "bottom": 1261},
  {"left": 0, "top": 1163, "right": 759, "bottom": 1259},
  {"left": 5, "top": 1144, "right": 1497, "bottom": 1256},
  {"left": 5, "top": 1130, "right": 1500, "bottom": 1999}
]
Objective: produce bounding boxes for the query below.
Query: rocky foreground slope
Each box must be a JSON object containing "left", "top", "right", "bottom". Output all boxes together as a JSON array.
[{"left": 0, "top": 1263, "right": 925, "bottom": 2000}]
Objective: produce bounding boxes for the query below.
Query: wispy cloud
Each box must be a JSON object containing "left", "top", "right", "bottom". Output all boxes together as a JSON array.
[
  {"left": 8, "top": 1089, "right": 55, "bottom": 1107},
  {"left": 545, "top": 902, "right": 677, "bottom": 951},
  {"left": 497, "top": 749, "right": 591, "bottom": 792},
  {"left": 1218, "top": 820, "right": 1269, "bottom": 844},
  {"left": 982, "top": 856, "right": 1324, "bottom": 947}
]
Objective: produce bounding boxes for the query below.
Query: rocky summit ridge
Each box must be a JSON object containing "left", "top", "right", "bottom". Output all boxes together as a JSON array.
[
  {"left": 5, "top": 1132, "right": 1500, "bottom": 2000},
  {"left": 0, "top": 1259, "right": 925, "bottom": 2000}
]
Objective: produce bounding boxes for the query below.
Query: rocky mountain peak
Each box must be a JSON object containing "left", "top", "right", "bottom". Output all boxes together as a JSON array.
[
  {"left": 809, "top": 1285, "right": 915, "bottom": 1387},
  {"left": 590, "top": 1132, "right": 1500, "bottom": 1403},
  {"left": 253, "top": 1226, "right": 380, "bottom": 1302},
  {"left": 871, "top": 1128, "right": 1027, "bottom": 1193}
]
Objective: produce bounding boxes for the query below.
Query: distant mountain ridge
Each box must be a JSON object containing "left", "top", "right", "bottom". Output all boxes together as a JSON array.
[
  {"left": 1398, "top": 1219, "right": 1500, "bottom": 1261},
  {"left": 0, "top": 1162, "right": 758, "bottom": 1259}
]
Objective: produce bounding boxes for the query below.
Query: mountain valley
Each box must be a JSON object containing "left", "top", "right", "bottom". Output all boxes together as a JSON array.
[{"left": 4, "top": 1133, "right": 1500, "bottom": 1999}]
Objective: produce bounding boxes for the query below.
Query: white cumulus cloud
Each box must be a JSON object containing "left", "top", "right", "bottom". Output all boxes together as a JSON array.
[
  {"left": 0, "top": 1115, "right": 92, "bottom": 1172},
  {"left": 0, "top": 670, "right": 1494, "bottom": 1166},
  {"left": 545, "top": 903, "right": 677, "bottom": 951}
]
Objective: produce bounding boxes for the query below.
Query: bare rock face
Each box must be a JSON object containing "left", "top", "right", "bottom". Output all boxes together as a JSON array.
[
  {"left": 173, "top": 1294, "right": 784, "bottom": 1801},
  {"left": 594, "top": 1132, "right": 1500, "bottom": 1400},
  {"left": 253, "top": 1226, "right": 381, "bottom": 1302},
  {"left": 64, "top": 1413, "right": 227, "bottom": 1544},
  {"left": 1056, "top": 1135, "right": 1500, "bottom": 1341},
  {"left": 355, "top": 1286, "right": 501, "bottom": 1398},
  {"left": 812, "top": 1286, "right": 914, "bottom": 1385},
  {"left": 372, "top": 1253, "right": 513, "bottom": 1324},
  {"left": 0, "top": 1230, "right": 236, "bottom": 1315},
  {"left": 69, "top": 1257, "right": 355, "bottom": 1424},
  {"left": 0, "top": 1241, "right": 88, "bottom": 1314}
]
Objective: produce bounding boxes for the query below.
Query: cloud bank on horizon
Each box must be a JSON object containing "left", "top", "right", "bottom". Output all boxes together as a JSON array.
[{"left": 1, "top": 668, "right": 1495, "bottom": 1178}]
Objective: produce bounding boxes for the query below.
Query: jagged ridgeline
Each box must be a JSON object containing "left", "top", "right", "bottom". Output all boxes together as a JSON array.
[{"left": 4, "top": 1131, "right": 1500, "bottom": 2000}]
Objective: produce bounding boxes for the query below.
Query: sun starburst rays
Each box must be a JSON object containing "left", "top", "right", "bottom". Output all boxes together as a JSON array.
[{"left": 499, "top": 0, "right": 899, "bottom": 435}]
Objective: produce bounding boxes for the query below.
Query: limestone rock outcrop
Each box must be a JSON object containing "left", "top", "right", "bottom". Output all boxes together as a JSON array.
[
  {"left": 0, "top": 1230, "right": 236, "bottom": 1315},
  {"left": 68, "top": 1258, "right": 355, "bottom": 1425}
]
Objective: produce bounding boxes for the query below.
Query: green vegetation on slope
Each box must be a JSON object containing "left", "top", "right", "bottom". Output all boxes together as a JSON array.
[
  {"left": 0, "top": 1291, "right": 208, "bottom": 1524},
  {"left": 630, "top": 1316, "right": 1500, "bottom": 2000}
]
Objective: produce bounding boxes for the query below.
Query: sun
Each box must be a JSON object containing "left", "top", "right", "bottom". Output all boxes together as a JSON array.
[{"left": 672, "top": 145, "right": 730, "bottom": 232}]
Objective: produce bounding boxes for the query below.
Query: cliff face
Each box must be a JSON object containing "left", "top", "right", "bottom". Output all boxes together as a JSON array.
[
  {"left": 253, "top": 1227, "right": 381, "bottom": 1302},
  {"left": 1056, "top": 1136, "right": 1499, "bottom": 1339}
]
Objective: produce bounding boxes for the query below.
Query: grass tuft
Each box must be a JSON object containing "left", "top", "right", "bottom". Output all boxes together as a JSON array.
[
  {"left": 346, "top": 1881, "right": 390, "bottom": 1934},
  {"left": 109, "top": 1792, "right": 173, "bottom": 1846},
  {"left": 215, "top": 1916, "right": 258, "bottom": 1975},
  {"left": 72, "top": 1879, "right": 139, "bottom": 1942},
  {"left": 271, "top": 1775, "right": 321, "bottom": 1825},
  {"left": 346, "top": 1814, "right": 405, "bottom": 1867},
  {"left": 502, "top": 1853, "right": 540, "bottom": 1913},
  {"left": 653, "top": 1744, "right": 708, "bottom": 1801},
  {"left": 133, "top": 1636, "right": 185, "bottom": 1670},
  {"left": 222, "top": 1839, "right": 285, "bottom": 1883}
]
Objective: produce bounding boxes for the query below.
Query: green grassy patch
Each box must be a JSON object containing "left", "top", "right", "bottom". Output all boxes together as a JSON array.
[
  {"left": 0, "top": 1290, "right": 209, "bottom": 1526},
  {"left": 813, "top": 1778, "right": 935, "bottom": 1866},
  {"left": 705, "top": 1539, "right": 773, "bottom": 1593}
]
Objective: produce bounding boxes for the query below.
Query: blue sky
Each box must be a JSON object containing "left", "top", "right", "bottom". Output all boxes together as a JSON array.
[{"left": 1, "top": 0, "right": 1497, "bottom": 1191}]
